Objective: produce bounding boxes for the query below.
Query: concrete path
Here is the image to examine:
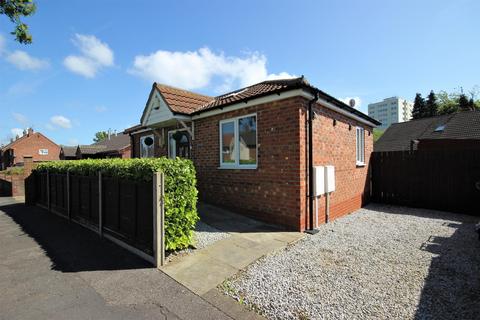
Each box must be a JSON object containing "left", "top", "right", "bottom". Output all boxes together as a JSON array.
[
  {"left": 161, "top": 203, "right": 304, "bottom": 296},
  {"left": 0, "top": 198, "right": 238, "bottom": 320}
]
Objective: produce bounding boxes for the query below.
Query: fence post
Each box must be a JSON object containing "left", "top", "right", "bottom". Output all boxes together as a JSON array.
[
  {"left": 46, "top": 170, "right": 51, "bottom": 211},
  {"left": 153, "top": 171, "right": 165, "bottom": 268},
  {"left": 98, "top": 171, "right": 103, "bottom": 237}
]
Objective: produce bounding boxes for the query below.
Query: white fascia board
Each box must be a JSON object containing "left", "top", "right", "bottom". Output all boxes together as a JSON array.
[
  {"left": 191, "top": 89, "right": 377, "bottom": 127},
  {"left": 174, "top": 115, "right": 191, "bottom": 121},
  {"left": 301, "top": 91, "right": 378, "bottom": 128}
]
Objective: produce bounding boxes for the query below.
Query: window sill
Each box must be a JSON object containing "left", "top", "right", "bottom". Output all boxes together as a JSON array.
[
  {"left": 356, "top": 162, "right": 366, "bottom": 167},
  {"left": 217, "top": 165, "right": 258, "bottom": 170}
]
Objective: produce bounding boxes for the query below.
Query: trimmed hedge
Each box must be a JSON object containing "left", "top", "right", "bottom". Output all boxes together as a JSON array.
[{"left": 34, "top": 158, "right": 199, "bottom": 251}]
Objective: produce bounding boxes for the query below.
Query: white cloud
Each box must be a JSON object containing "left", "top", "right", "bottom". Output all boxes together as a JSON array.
[
  {"left": 6, "top": 50, "right": 49, "bottom": 70},
  {"left": 12, "top": 112, "right": 29, "bottom": 126},
  {"left": 341, "top": 97, "right": 362, "bottom": 108},
  {"left": 49, "top": 115, "right": 72, "bottom": 129},
  {"left": 64, "top": 56, "right": 97, "bottom": 78},
  {"left": 63, "top": 34, "right": 114, "bottom": 78},
  {"left": 129, "top": 47, "right": 295, "bottom": 91},
  {"left": 11, "top": 128, "right": 23, "bottom": 137}
]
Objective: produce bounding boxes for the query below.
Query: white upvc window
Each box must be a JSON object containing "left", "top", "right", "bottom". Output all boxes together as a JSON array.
[
  {"left": 140, "top": 134, "right": 154, "bottom": 158},
  {"left": 219, "top": 114, "right": 257, "bottom": 169},
  {"left": 356, "top": 127, "right": 365, "bottom": 166}
]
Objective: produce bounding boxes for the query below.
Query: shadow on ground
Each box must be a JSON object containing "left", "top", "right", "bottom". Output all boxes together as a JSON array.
[
  {"left": 198, "top": 202, "right": 286, "bottom": 233},
  {"left": 0, "top": 202, "right": 151, "bottom": 273},
  {"left": 415, "top": 218, "right": 480, "bottom": 319},
  {"left": 367, "top": 203, "right": 480, "bottom": 319}
]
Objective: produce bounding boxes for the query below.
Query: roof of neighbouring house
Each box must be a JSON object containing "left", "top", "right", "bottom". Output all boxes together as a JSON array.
[
  {"left": 375, "top": 110, "right": 480, "bottom": 152},
  {"left": 92, "top": 133, "right": 130, "bottom": 152},
  {"left": 1, "top": 130, "right": 58, "bottom": 151},
  {"left": 77, "top": 145, "right": 107, "bottom": 155},
  {"left": 60, "top": 146, "right": 77, "bottom": 157}
]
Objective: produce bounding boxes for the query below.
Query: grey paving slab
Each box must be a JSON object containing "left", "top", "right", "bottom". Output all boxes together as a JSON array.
[{"left": 161, "top": 203, "right": 304, "bottom": 301}]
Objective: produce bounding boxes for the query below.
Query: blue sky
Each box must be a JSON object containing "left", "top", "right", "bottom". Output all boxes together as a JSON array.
[{"left": 1, "top": 0, "right": 478, "bottom": 145}]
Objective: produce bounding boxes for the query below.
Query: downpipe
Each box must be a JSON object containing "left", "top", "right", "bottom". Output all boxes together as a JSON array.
[{"left": 305, "top": 90, "right": 319, "bottom": 235}]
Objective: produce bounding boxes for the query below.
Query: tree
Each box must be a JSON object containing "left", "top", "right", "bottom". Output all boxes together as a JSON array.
[
  {"left": 373, "top": 129, "right": 384, "bottom": 143},
  {"left": 93, "top": 131, "right": 108, "bottom": 143},
  {"left": 425, "top": 90, "right": 438, "bottom": 117},
  {"left": 458, "top": 93, "right": 472, "bottom": 111},
  {"left": 412, "top": 93, "right": 426, "bottom": 119},
  {"left": 437, "top": 90, "right": 459, "bottom": 115},
  {"left": 0, "top": 0, "right": 36, "bottom": 44}
]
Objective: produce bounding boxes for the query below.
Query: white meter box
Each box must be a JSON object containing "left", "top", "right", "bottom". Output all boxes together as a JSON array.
[
  {"left": 313, "top": 166, "right": 325, "bottom": 196},
  {"left": 325, "top": 165, "right": 335, "bottom": 193}
]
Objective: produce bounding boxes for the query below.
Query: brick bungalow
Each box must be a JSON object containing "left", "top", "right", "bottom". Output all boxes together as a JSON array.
[
  {"left": 126, "top": 77, "right": 380, "bottom": 231},
  {"left": 0, "top": 128, "right": 60, "bottom": 170},
  {"left": 60, "top": 133, "right": 131, "bottom": 160}
]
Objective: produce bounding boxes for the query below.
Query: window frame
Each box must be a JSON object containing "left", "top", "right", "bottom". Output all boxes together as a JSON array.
[
  {"left": 356, "top": 127, "right": 365, "bottom": 166},
  {"left": 219, "top": 113, "right": 258, "bottom": 169},
  {"left": 140, "top": 134, "right": 155, "bottom": 158}
]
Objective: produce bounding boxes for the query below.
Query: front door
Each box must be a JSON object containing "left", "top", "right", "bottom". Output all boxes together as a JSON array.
[{"left": 168, "top": 130, "right": 190, "bottom": 159}]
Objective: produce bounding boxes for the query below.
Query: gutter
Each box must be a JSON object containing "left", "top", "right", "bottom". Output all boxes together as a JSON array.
[{"left": 305, "top": 90, "right": 319, "bottom": 234}]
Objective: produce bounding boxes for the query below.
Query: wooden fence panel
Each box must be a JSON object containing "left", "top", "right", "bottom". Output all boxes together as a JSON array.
[
  {"left": 27, "top": 171, "right": 163, "bottom": 265},
  {"left": 371, "top": 150, "right": 480, "bottom": 216},
  {"left": 103, "top": 177, "right": 120, "bottom": 233},
  {"left": 135, "top": 181, "right": 154, "bottom": 254},
  {"left": 50, "top": 174, "right": 68, "bottom": 216}
]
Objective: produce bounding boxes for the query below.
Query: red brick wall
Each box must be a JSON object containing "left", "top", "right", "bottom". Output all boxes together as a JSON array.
[
  {"left": 298, "top": 100, "right": 374, "bottom": 230},
  {"left": 120, "top": 145, "right": 132, "bottom": 158},
  {"left": 7, "top": 132, "right": 60, "bottom": 166},
  {"left": 193, "top": 97, "right": 305, "bottom": 230},
  {"left": 0, "top": 174, "right": 25, "bottom": 197}
]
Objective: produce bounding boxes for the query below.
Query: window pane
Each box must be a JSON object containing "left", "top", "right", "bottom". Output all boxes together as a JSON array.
[
  {"left": 221, "top": 122, "right": 235, "bottom": 164},
  {"left": 168, "top": 133, "right": 176, "bottom": 159},
  {"left": 361, "top": 130, "right": 365, "bottom": 162},
  {"left": 238, "top": 116, "right": 257, "bottom": 165},
  {"left": 356, "top": 129, "right": 360, "bottom": 162}
]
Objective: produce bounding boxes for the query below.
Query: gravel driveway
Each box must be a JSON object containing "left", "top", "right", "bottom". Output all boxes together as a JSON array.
[{"left": 222, "top": 204, "right": 480, "bottom": 320}]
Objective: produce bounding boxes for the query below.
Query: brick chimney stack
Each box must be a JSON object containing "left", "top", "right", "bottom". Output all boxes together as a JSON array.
[{"left": 27, "top": 128, "right": 34, "bottom": 136}]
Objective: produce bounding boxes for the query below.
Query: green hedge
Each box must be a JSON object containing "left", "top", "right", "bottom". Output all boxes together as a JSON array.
[{"left": 34, "top": 158, "right": 199, "bottom": 251}]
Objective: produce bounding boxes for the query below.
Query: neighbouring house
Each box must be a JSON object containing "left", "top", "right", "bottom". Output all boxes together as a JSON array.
[
  {"left": 125, "top": 77, "right": 380, "bottom": 231},
  {"left": 59, "top": 133, "right": 131, "bottom": 160},
  {"left": 0, "top": 128, "right": 60, "bottom": 170},
  {"left": 375, "top": 110, "right": 480, "bottom": 152}
]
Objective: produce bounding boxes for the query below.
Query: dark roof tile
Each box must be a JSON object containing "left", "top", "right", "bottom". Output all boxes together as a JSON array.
[{"left": 375, "top": 110, "right": 480, "bottom": 152}]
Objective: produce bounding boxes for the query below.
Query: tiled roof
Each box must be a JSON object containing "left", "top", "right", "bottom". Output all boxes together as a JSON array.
[
  {"left": 193, "top": 77, "right": 307, "bottom": 113},
  {"left": 78, "top": 145, "right": 107, "bottom": 155},
  {"left": 155, "top": 83, "right": 213, "bottom": 115},
  {"left": 60, "top": 146, "right": 77, "bottom": 157},
  {"left": 374, "top": 110, "right": 480, "bottom": 152},
  {"left": 92, "top": 133, "right": 130, "bottom": 152}
]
